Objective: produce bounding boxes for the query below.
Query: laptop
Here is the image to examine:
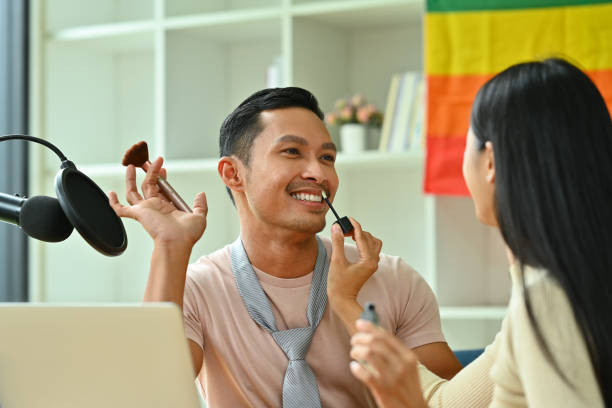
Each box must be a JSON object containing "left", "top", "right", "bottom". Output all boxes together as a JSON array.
[{"left": 0, "top": 303, "right": 202, "bottom": 408}]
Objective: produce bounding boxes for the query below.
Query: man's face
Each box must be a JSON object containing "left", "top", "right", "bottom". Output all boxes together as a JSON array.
[{"left": 240, "top": 107, "right": 338, "bottom": 234}]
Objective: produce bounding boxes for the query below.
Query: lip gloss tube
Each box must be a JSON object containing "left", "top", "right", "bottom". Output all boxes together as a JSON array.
[{"left": 321, "top": 192, "right": 354, "bottom": 234}]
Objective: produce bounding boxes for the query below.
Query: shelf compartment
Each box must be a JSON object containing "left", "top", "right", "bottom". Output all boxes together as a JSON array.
[
  {"left": 44, "top": 32, "right": 155, "bottom": 170},
  {"left": 292, "top": 6, "right": 423, "bottom": 127},
  {"left": 164, "top": 18, "right": 282, "bottom": 160}
]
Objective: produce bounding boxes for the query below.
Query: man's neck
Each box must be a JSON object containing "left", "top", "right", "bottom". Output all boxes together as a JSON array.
[{"left": 239, "top": 226, "right": 319, "bottom": 279}]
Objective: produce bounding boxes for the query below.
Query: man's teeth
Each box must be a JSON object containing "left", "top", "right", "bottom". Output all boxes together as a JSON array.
[{"left": 291, "top": 193, "right": 322, "bottom": 202}]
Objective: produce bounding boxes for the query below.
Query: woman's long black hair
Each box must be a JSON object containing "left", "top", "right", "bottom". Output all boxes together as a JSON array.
[{"left": 471, "top": 58, "right": 612, "bottom": 404}]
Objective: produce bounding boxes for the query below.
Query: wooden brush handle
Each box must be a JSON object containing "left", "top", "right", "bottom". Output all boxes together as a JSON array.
[
  {"left": 156, "top": 177, "right": 192, "bottom": 212},
  {"left": 140, "top": 161, "right": 192, "bottom": 212}
]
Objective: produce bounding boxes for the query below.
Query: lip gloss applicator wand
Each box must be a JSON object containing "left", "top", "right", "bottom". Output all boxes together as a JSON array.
[{"left": 321, "top": 191, "right": 354, "bottom": 234}]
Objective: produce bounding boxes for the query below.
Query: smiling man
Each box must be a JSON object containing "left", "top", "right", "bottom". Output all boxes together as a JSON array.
[{"left": 109, "top": 87, "right": 461, "bottom": 407}]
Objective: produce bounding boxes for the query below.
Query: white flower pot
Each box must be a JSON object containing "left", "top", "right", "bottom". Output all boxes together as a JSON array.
[{"left": 340, "top": 124, "right": 367, "bottom": 154}]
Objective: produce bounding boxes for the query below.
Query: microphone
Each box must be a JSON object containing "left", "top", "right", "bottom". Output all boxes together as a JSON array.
[
  {"left": 0, "top": 134, "right": 127, "bottom": 256},
  {"left": 0, "top": 193, "right": 73, "bottom": 242}
]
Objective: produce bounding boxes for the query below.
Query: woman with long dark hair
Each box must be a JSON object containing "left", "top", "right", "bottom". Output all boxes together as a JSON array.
[{"left": 344, "top": 58, "right": 610, "bottom": 407}]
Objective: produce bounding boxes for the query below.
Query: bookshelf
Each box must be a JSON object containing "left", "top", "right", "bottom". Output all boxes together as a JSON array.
[{"left": 30, "top": 0, "right": 510, "bottom": 350}]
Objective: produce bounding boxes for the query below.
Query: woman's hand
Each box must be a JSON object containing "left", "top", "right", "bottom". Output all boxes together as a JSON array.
[
  {"left": 108, "top": 156, "right": 207, "bottom": 248},
  {"left": 350, "top": 319, "right": 428, "bottom": 408}
]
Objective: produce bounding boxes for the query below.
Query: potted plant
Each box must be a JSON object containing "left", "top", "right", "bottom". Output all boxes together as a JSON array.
[{"left": 325, "top": 94, "right": 383, "bottom": 154}]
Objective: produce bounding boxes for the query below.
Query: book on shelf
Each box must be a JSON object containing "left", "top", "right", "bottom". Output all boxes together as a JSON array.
[
  {"left": 407, "top": 78, "right": 426, "bottom": 151},
  {"left": 378, "top": 73, "right": 401, "bottom": 152},
  {"left": 378, "top": 71, "right": 425, "bottom": 153}
]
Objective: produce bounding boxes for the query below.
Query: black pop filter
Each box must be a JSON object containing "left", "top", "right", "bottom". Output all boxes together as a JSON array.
[{"left": 55, "top": 161, "right": 127, "bottom": 256}]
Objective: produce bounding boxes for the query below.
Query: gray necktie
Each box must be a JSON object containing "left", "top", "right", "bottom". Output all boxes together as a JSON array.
[{"left": 230, "top": 236, "right": 328, "bottom": 408}]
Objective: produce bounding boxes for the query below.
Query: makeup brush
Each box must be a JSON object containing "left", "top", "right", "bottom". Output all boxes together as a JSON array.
[
  {"left": 321, "top": 191, "right": 354, "bottom": 234},
  {"left": 121, "top": 141, "right": 192, "bottom": 212}
]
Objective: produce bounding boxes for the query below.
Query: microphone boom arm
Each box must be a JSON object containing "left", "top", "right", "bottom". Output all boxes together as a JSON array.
[
  {"left": 0, "top": 134, "right": 68, "bottom": 162},
  {"left": 0, "top": 192, "right": 23, "bottom": 225}
]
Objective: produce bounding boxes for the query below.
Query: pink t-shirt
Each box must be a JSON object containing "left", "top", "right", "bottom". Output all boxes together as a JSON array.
[{"left": 183, "top": 236, "right": 444, "bottom": 407}]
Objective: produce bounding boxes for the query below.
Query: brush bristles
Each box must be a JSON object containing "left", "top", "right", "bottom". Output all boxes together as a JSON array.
[{"left": 121, "top": 141, "right": 149, "bottom": 167}]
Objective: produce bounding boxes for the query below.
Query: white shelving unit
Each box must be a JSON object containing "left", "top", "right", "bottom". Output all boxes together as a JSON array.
[{"left": 30, "top": 0, "right": 510, "bottom": 350}]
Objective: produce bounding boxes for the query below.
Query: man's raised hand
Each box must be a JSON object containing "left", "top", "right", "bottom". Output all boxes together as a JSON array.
[{"left": 108, "top": 156, "right": 207, "bottom": 247}]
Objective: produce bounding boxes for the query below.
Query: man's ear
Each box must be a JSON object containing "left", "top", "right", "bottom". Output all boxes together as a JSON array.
[
  {"left": 218, "top": 156, "right": 245, "bottom": 192},
  {"left": 484, "top": 141, "right": 496, "bottom": 184}
]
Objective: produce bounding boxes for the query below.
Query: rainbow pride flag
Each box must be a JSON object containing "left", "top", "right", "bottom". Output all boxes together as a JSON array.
[{"left": 425, "top": 0, "right": 612, "bottom": 195}]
